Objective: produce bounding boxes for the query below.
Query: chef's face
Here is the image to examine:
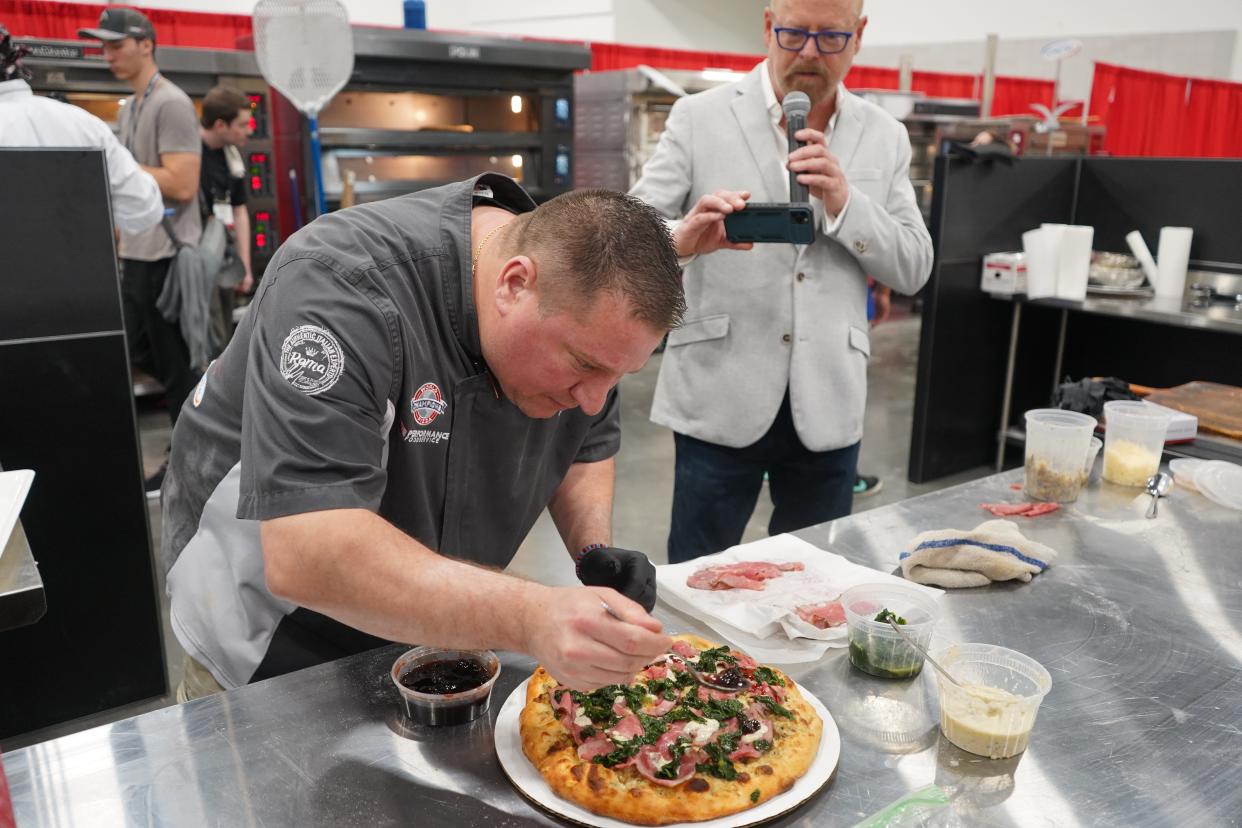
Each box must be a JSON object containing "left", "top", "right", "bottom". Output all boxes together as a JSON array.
[
  {"left": 487, "top": 261, "right": 664, "bottom": 419},
  {"left": 102, "top": 37, "right": 153, "bottom": 83},
  {"left": 764, "top": 0, "right": 866, "bottom": 105}
]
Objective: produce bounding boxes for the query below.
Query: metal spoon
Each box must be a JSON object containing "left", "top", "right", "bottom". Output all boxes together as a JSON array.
[
  {"left": 886, "top": 619, "right": 963, "bottom": 688},
  {"left": 668, "top": 654, "right": 751, "bottom": 693},
  {"left": 645, "top": 652, "right": 751, "bottom": 693},
  {"left": 1145, "top": 472, "right": 1172, "bottom": 519}
]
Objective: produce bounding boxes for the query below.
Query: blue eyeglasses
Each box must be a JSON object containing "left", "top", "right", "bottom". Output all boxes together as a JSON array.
[{"left": 773, "top": 26, "right": 854, "bottom": 55}]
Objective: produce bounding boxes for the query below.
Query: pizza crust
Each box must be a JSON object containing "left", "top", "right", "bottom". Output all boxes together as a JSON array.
[{"left": 518, "top": 634, "right": 823, "bottom": 826}]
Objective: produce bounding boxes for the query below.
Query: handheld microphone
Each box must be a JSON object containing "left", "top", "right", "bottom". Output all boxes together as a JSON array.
[{"left": 783, "top": 91, "right": 812, "bottom": 203}]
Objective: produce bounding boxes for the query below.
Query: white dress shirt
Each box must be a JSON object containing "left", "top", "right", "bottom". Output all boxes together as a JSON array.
[
  {"left": 0, "top": 79, "right": 164, "bottom": 233},
  {"left": 757, "top": 59, "right": 849, "bottom": 231},
  {"left": 674, "top": 61, "right": 849, "bottom": 266}
]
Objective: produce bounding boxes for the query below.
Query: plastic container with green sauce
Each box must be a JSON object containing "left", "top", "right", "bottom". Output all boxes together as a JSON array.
[{"left": 842, "top": 583, "right": 940, "bottom": 679}]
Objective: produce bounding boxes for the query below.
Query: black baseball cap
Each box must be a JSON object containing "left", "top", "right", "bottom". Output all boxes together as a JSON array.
[{"left": 78, "top": 8, "right": 156, "bottom": 43}]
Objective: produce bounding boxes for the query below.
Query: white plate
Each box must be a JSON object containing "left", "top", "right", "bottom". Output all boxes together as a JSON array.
[
  {"left": 494, "top": 678, "right": 841, "bottom": 828},
  {"left": 0, "top": 469, "right": 35, "bottom": 562},
  {"left": 1195, "top": 461, "right": 1242, "bottom": 511}
]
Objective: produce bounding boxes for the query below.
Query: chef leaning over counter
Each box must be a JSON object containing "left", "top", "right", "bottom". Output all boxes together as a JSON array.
[{"left": 161, "top": 173, "right": 681, "bottom": 698}]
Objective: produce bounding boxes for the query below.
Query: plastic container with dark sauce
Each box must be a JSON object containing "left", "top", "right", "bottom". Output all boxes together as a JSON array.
[{"left": 391, "top": 647, "right": 500, "bottom": 726}]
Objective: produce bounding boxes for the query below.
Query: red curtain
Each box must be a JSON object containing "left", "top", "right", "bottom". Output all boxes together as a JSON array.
[
  {"left": 911, "top": 69, "right": 976, "bottom": 99},
  {"left": 1086, "top": 61, "right": 1242, "bottom": 157},
  {"left": 0, "top": 0, "right": 252, "bottom": 50},
  {"left": 991, "top": 77, "right": 1056, "bottom": 117},
  {"left": 844, "top": 65, "right": 899, "bottom": 89},
  {"left": 590, "top": 43, "right": 762, "bottom": 73},
  {"left": 1184, "top": 78, "right": 1242, "bottom": 157}
]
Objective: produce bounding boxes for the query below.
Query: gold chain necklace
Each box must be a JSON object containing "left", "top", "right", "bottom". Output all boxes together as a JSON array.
[{"left": 472, "top": 222, "right": 508, "bottom": 275}]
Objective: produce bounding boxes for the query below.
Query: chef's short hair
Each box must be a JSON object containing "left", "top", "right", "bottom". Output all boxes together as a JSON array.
[{"left": 506, "top": 189, "right": 686, "bottom": 331}]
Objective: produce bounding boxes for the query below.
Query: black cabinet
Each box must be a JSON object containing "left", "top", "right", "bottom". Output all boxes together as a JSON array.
[{"left": 0, "top": 149, "right": 165, "bottom": 740}]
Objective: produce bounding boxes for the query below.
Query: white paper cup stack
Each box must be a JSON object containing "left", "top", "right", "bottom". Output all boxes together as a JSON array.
[{"left": 1155, "top": 226, "right": 1193, "bottom": 299}]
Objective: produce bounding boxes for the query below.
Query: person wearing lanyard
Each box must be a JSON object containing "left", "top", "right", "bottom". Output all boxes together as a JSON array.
[
  {"left": 79, "top": 8, "right": 202, "bottom": 494},
  {"left": 198, "top": 86, "right": 256, "bottom": 346},
  {"left": 629, "top": 0, "right": 933, "bottom": 563},
  {"left": 0, "top": 25, "right": 163, "bottom": 233}
]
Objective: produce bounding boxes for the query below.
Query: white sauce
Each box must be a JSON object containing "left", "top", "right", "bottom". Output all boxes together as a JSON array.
[
  {"left": 683, "top": 718, "right": 721, "bottom": 745},
  {"left": 573, "top": 713, "right": 593, "bottom": 728},
  {"left": 741, "top": 720, "right": 770, "bottom": 744},
  {"left": 651, "top": 753, "right": 672, "bottom": 770},
  {"left": 939, "top": 683, "right": 1037, "bottom": 759}
]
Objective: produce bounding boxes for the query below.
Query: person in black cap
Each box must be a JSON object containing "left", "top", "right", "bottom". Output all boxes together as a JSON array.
[
  {"left": 80, "top": 8, "right": 202, "bottom": 493},
  {"left": 1, "top": 22, "right": 163, "bottom": 233}
]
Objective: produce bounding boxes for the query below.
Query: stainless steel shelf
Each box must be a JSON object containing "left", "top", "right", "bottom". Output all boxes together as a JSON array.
[{"left": 989, "top": 282, "right": 1242, "bottom": 336}]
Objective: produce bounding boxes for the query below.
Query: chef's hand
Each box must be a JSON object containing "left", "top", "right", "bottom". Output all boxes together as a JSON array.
[
  {"left": 525, "top": 586, "right": 671, "bottom": 690},
  {"left": 788, "top": 127, "right": 849, "bottom": 216},
  {"left": 577, "top": 545, "right": 657, "bottom": 612},
  {"left": 237, "top": 270, "right": 254, "bottom": 294},
  {"left": 672, "top": 190, "right": 755, "bottom": 258}
]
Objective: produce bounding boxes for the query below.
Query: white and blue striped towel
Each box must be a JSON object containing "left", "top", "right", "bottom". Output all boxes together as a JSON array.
[{"left": 899, "top": 520, "right": 1058, "bottom": 588}]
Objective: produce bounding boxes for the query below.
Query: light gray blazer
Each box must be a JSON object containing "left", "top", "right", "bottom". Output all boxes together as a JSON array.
[{"left": 630, "top": 64, "right": 933, "bottom": 452}]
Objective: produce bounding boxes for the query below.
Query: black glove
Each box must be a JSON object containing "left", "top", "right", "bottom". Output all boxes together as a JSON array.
[{"left": 577, "top": 546, "right": 658, "bottom": 613}]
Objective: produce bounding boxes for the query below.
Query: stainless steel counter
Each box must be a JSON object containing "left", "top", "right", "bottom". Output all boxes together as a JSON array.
[
  {"left": 6, "top": 469, "right": 1242, "bottom": 826},
  {"left": 0, "top": 519, "right": 45, "bottom": 631}
]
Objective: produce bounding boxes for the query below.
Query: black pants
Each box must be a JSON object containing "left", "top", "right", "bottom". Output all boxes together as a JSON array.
[
  {"left": 667, "top": 391, "right": 860, "bottom": 564},
  {"left": 121, "top": 257, "right": 201, "bottom": 427}
]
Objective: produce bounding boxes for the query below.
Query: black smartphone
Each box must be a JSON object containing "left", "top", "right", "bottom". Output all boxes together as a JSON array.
[{"left": 723, "top": 203, "right": 816, "bottom": 245}]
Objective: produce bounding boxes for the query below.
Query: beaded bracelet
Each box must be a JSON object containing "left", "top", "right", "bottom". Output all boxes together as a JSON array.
[{"left": 574, "top": 542, "right": 607, "bottom": 579}]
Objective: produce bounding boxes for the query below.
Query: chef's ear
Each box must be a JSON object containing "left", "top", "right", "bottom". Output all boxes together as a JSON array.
[{"left": 493, "top": 254, "right": 538, "bottom": 316}]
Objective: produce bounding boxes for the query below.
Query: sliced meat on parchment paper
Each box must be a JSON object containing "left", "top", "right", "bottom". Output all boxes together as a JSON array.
[
  {"left": 686, "top": 561, "right": 805, "bottom": 591},
  {"left": 794, "top": 600, "right": 847, "bottom": 629}
]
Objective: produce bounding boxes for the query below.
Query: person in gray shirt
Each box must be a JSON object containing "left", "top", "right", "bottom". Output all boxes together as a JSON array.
[
  {"left": 163, "top": 174, "right": 684, "bottom": 699},
  {"left": 80, "top": 8, "right": 202, "bottom": 491}
]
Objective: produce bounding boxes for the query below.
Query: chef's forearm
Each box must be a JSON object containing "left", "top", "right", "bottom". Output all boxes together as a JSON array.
[
  {"left": 548, "top": 458, "right": 615, "bottom": 556},
  {"left": 261, "top": 508, "right": 544, "bottom": 652}
]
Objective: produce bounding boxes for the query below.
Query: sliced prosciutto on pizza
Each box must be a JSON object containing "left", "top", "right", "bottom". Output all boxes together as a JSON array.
[{"left": 518, "top": 634, "right": 823, "bottom": 826}]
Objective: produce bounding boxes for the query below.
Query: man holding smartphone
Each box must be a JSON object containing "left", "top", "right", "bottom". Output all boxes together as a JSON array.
[{"left": 630, "top": 0, "right": 933, "bottom": 563}]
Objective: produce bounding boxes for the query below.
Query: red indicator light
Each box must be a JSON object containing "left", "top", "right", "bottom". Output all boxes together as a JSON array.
[
  {"left": 251, "top": 153, "right": 267, "bottom": 163},
  {"left": 255, "top": 211, "right": 271, "bottom": 220},
  {"left": 255, "top": 233, "right": 268, "bottom": 248},
  {"left": 248, "top": 116, "right": 256, "bottom": 131},
  {"left": 251, "top": 175, "right": 262, "bottom": 191}
]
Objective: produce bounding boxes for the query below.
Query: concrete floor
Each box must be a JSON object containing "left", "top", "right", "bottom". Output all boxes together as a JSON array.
[{"left": 5, "top": 308, "right": 987, "bottom": 751}]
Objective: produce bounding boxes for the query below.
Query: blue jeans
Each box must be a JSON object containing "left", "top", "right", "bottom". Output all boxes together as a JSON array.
[{"left": 667, "top": 391, "right": 860, "bottom": 564}]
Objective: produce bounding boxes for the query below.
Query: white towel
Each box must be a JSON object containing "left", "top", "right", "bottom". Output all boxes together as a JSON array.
[{"left": 899, "top": 520, "right": 1058, "bottom": 588}]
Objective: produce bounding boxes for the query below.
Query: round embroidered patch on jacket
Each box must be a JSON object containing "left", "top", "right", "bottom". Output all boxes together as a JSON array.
[{"left": 280, "top": 325, "right": 345, "bottom": 395}]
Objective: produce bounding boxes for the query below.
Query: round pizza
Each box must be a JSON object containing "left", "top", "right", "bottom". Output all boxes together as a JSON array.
[{"left": 519, "top": 634, "right": 823, "bottom": 825}]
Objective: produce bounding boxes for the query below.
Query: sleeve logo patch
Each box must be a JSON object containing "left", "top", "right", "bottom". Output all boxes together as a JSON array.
[{"left": 280, "top": 325, "right": 345, "bottom": 395}]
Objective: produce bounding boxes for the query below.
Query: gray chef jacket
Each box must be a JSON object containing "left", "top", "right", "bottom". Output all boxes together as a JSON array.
[{"left": 162, "top": 174, "right": 621, "bottom": 689}]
